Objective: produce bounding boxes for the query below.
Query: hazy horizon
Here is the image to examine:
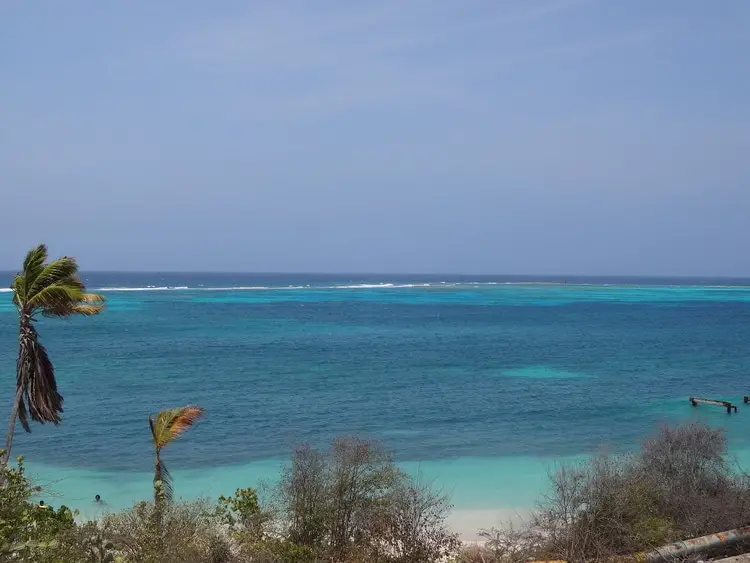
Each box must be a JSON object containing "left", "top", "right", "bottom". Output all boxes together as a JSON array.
[
  {"left": 2, "top": 1, "right": 748, "bottom": 276},
  {"left": 2, "top": 268, "right": 750, "bottom": 281}
]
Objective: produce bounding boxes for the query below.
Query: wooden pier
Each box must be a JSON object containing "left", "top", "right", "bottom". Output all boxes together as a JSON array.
[{"left": 689, "top": 397, "right": 737, "bottom": 413}]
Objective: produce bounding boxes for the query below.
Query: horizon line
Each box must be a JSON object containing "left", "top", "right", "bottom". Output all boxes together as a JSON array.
[{"left": 1, "top": 270, "right": 749, "bottom": 280}]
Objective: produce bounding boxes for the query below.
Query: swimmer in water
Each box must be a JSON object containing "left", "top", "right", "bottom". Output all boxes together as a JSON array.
[{"left": 95, "top": 494, "right": 101, "bottom": 503}]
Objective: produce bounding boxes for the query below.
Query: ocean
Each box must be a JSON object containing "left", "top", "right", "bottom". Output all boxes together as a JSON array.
[{"left": 2, "top": 273, "right": 750, "bottom": 532}]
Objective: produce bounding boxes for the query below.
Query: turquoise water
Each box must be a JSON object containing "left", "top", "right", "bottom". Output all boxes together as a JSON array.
[{"left": 2, "top": 273, "right": 750, "bottom": 520}]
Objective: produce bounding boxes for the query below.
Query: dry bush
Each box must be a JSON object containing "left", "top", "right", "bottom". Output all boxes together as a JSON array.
[
  {"left": 452, "top": 524, "right": 540, "bottom": 563},
  {"left": 636, "top": 422, "right": 750, "bottom": 538},
  {"left": 369, "top": 480, "right": 460, "bottom": 562},
  {"left": 327, "top": 437, "right": 400, "bottom": 556},
  {"left": 531, "top": 423, "right": 750, "bottom": 562},
  {"left": 49, "top": 521, "right": 116, "bottom": 563},
  {"left": 236, "top": 537, "right": 315, "bottom": 563},
  {"left": 282, "top": 443, "right": 330, "bottom": 550},
  {"left": 533, "top": 453, "right": 661, "bottom": 560},
  {"left": 276, "top": 437, "right": 459, "bottom": 562},
  {"left": 279, "top": 436, "right": 400, "bottom": 559},
  {"left": 102, "top": 500, "right": 235, "bottom": 563},
  {"left": 482, "top": 524, "right": 540, "bottom": 562},
  {"left": 452, "top": 544, "right": 487, "bottom": 563}
]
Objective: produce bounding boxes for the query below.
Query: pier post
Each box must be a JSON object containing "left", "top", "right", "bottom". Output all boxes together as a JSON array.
[{"left": 688, "top": 397, "right": 737, "bottom": 414}]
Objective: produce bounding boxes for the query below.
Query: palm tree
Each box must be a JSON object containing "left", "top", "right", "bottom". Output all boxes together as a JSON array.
[
  {"left": 149, "top": 405, "right": 204, "bottom": 509},
  {"left": 2, "top": 244, "right": 105, "bottom": 467}
]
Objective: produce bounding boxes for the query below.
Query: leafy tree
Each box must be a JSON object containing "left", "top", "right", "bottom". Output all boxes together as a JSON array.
[
  {"left": 216, "top": 487, "right": 262, "bottom": 528},
  {"left": 0, "top": 453, "right": 77, "bottom": 562}
]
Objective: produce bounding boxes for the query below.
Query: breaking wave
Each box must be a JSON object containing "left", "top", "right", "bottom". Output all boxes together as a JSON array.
[
  {"left": 95, "top": 282, "right": 468, "bottom": 292},
  {"left": 97, "top": 286, "right": 189, "bottom": 292}
]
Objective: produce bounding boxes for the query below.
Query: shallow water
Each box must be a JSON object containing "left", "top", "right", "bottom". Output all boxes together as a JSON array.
[{"left": 2, "top": 273, "right": 750, "bottom": 517}]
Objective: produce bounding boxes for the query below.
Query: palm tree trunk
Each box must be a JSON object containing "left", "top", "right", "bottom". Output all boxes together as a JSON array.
[
  {"left": 0, "top": 386, "right": 24, "bottom": 484},
  {"left": 3, "top": 315, "right": 30, "bottom": 470},
  {"left": 154, "top": 451, "right": 160, "bottom": 505},
  {"left": 153, "top": 449, "right": 164, "bottom": 529}
]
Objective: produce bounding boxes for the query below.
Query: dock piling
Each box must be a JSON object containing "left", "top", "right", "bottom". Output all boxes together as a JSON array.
[{"left": 689, "top": 397, "right": 737, "bottom": 414}]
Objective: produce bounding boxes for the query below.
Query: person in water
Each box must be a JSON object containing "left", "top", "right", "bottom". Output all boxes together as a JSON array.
[
  {"left": 38, "top": 500, "right": 49, "bottom": 510},
  {"left": 95, "top": 494, "right": 102, "bottom": 503}
]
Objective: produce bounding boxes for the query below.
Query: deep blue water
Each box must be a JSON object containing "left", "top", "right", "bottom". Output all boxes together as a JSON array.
[{"left": 1, "top": 272, "right": 750, "bottom": 508}]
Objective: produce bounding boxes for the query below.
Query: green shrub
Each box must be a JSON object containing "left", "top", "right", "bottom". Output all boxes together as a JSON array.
[
  {"left": 0, "top": 454, "right": 79, "bottom": 562},
  {"left": 217, "top": 488, "right": 262, "bottom": 528}
]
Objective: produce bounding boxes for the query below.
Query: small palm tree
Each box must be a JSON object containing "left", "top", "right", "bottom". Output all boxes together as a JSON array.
[
  {"left": 2, "top": 244, "right": 105, "bottom": 467},
  {"left": 149, "top": 405, "right": 204, "bottom": 508}
]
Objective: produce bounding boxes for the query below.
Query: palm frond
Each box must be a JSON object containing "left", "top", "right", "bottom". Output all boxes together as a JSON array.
[
  {"left": 149, "top": 415, "right": 157, "bottom": 443},
  {"left": 41, "top": 291, "right": 106, "bottom": 318},
  {"left": 11, "top": 275, "right": 24, "bottom": 308},
  {"left": 71, "top": 303, "right": 106, "bottom": 316},
  {"left": 16, "top": 396, "right": 30, "bottom": 433},
  {"left": 153, "top": 457, "right": 174, "bottom": 505},
  {"left": 17, "top": 323, "right": 62, "bottom": 426},
  {"left": 28, "top": 284, "right": 85, "bottom": 315},
  {"left": 21, "top": 245, "right": 48, "bottom": 292},
  {"left": 28, "top": 257, "right": 80, "bottom": 297},
  {"left": 169, "top": 405, "right": 204, "bottom": 436},
  {"left": 149, "top": 406, "right": 204, "bottom": 449}
]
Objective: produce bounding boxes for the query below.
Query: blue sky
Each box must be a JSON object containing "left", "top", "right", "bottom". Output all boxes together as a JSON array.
[{"left": 1, "top": 1, "right": 748, "bottom": 275}]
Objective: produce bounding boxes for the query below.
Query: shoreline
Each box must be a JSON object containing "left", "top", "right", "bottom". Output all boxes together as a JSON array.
[
  {"left": 23, "top": 458, "right": 540, "bottom": 541},
  {"left": 63, "top": 505, "right": 532, "bottom": 543},
  {"left": 447, "top": 508, "right": 532, "bottom": 542},
  {"left": 69, "top": 505, "right": 532, "bottom": 543}
]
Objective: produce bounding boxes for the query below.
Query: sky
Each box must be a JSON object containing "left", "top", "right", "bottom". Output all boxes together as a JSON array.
[{"left": 1, "top": 1, "right": 748, "bottom": 276}]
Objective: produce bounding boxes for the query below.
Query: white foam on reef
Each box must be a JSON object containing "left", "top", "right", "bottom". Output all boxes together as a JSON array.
[
  {"left": 0, "top": 288, "right": 13, "bottom": 292},
  {"left": 202, "top": 286, "right": 315, "bottom": 291},
  {"left": 201, "top": 286, "right": 274, "bottom": 290},
  {"left": 332, "top": 283, "right": 395, "bottom": 289},
  {"left": 97, "top": 286, "right": 189, "bottom": 292},
  {"left": 94, "top": 283, "right": 438, "bottom": 292},
  {"left": 87, "top": 281, "right": 750, "bottom": 293},
  {"left": 50, "top": 282, "right": 540, "bottom": 294}
]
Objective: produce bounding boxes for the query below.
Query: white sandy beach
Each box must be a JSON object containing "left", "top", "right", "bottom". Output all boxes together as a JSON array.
[{"left": 447, "top": 508, "right": 532, "bottom": 542}]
